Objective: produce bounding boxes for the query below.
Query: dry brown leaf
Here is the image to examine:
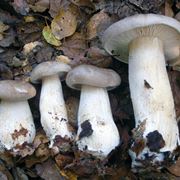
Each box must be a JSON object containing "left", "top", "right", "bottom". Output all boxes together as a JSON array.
[
  {"left": 165, "top": 1, "right": 174, "bottom": 17},
  {"left": 29, "top": 0, "right": 49, "bottom": 12},
  {"left": 167, "top": 157, "right": 180, "bottom": 176},
  {"left": 58, "top": 32, "right": 87, "bottom": 64},
  {"left": 55, "top": 154, "right": 73, "bottom": 169},
  {"left": 86, "top": 47, "right": 112, "bottom": 67},
  {"left": 49, "top": 0, "right": 71, "bottom": 18},
  {"left": 86, "top": 10, "right": 111, "bottom": 40},
  {"left": 36, "top": 159, "right": 64, "bottom": 180},
  {"left": 60, "top": 170, "right": 77, "bottom": 180},
  {"left": 51, "top": 6, "right": 78, "bottom": 40}
]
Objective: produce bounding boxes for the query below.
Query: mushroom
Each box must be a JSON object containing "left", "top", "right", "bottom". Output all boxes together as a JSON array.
[
  {"left": 0, "top": 80, "right": 36, "bottom": 152},
  {"left": 66, "top": 64, "right": 121, "bottom": 158},
  {"left": 102, "top": 14, "right": 180, "bottom": 168},
  {"left": 30, "top": 61, "right": 74, "bottom": 147}
]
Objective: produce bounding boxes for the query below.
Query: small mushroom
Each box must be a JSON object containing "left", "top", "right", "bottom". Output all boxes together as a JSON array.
[
  {"left": 0, "top": 80, "right": 36, "bottom": 152},
  {"left": 30, "top": 61, "right": 74, "bottom": 147},
  {"left": 102, "top": 14, "right": 180, "bottom": 169},
  {"left": 66, "top": 64, "right": 121, "bottom": 158}
]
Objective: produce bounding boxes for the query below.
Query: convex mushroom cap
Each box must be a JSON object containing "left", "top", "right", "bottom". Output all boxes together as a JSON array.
[
  {"left": 30, "top": 61, "right": 72, "bottom": 83},
  {"left": 66, "top": 64, "right": 121, "bottom": 90},
  {"left": 0, "top": 80, "right": 36, "bottom": 101},
  {"left": 102, "top": 13, "right": 180, "bottom": 66}
]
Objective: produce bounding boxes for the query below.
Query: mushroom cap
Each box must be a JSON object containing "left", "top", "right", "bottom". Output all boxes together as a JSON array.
[
  {"left": 66, "top": 64, "right": 121, "bottom": 90},
  {"left": 102, "top": 14, "right": 180, "bottom": 65},
  {"left": 30, "top": 61, "right": 71, "bottom": 83},
  {"left": 0, "top": 80, "right": 36, "bottom": 101}
]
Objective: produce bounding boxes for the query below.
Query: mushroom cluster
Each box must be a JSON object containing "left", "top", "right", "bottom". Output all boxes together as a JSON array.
[
  {"left": 102, "top": 14, "right": 180, "bottom": 169},
  {"left": 66, "top": 64, "right": 121, "bottom": 158},
  {"left": 0, "top": 80, "right": 36, "bottom": 153}
]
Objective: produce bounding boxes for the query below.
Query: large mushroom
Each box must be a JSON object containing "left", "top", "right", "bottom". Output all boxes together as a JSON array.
[
  {"left": 0, "top": 80, "right": 36, "bottom": 153},
  {"left": 30, "top": 61, "right": 74, "bottom": 147},
  {"left": 66, "top": 64, "right": 121, "bottom": 158},
  {"left": 102, "top": 14, "right": 180, "bottom": 168}
]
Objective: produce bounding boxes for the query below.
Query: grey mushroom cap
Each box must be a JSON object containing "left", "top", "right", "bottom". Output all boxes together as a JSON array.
[
  {"left": 66, "top": 64, "right": 121, "bottom": 90},
  {"left": 102, "top": 14, "right": 180, "bottom": 64},
  {"left": 0, "top": 80, "right": 36, "bottom": 101},
  {"left": 30, "top": 61, "right": 72, "bottom": 83}
]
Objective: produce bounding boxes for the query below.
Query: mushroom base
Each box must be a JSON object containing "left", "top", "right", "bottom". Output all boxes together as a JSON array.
[
  {"left": 77, "top": 85, "right": 120, "bottom": 158},
  {"left": 0, "top": 100, "right": 35, "bottom": 153}
]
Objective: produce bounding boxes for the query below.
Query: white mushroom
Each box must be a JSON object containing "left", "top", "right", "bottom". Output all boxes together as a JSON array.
[
  {"left": 0, "top": 80, "right": 36, "bottom": 153},
  {"left": 66, "top": 64, "right": 121, "bottom": 158},
  {"left": 30, "top": 61, "right": 74, "bottom": 147},
  {"left": 102, "top": 14, "right": 180, "bottom": 169}
]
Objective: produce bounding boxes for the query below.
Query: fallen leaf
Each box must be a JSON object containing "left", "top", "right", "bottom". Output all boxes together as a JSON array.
[
  {"left": 55, "top": 55, "right": 71, "bottom": 64},
  {"left": 167, "top": 157, "right": 180, "bottom": 176},
  {"left": 86, "top": 10, "right": 111, "bottom": 40},
  {"left": 86, "top": 47, "right": 112, "bottom": 67},
  {"left": 164, "top": 1, "right": 174, "bottom": 17},
  {"left": 60, "top": 170, "right": 77, "bottom": 180},
  {"left": 29, "top": 0, "right": 50, "bottom": 12},
  {"left": 0, "top": 21, "right": 9, "bottom": 40},
  {"left": 55, "top": 154, "right": 73, "bottom": 169},
  {"left": 49, "top": 0, "right": 71, "bottom": 18},
  {"left": 42, "top": 26, "right": 61, "bottom": 46},
  {"left": 12, "top": 0, "right": 29, "bottom": 15},
  {"left": 58, "top": 32, "right": 87, "bottom": 64},
  {"left": 36, "top": 159, "right": 64, "bottom": 180},
  {"left": 51, "top": 6, "right": 78, "bottom": 40},
  {"left": 0, "top": 28, "right": 15, "bottom": 47},
  {"left": 12, "top": 167, "right": 29, "bottom": 180},
  {"left": 0, "top": 63, "right": 13, "bottom": 80}
]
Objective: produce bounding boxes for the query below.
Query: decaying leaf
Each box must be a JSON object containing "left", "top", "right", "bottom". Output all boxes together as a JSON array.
[
  {"left": 85, "top": 47, "right": 112, "bottom": 67},
  {"left": 86, "top": 10, "right": 111, "bottom": 40},
  {"left": 0, "top": 21, "right": 9, "bottom": 41},
  {"left": 60, "top": 170, "right": 77, "bottom": 180},
  {"left": 12, "top": 0, "right": 29, "bottom": 15},
  {"left": 58, "top": 32, "right": 87, "bottom": 64},
  {"left": 164, "top": 1, "right": 174, "bottom": 17},
  {"left": 167, "top": 157, "right": 180, "bottom": 177},
  {"left": 0, "top": 28, "right": 15, "bottom": 47},
  {"left": 36, "top": 159, "right": 64, "bottom": 180},
  {"left": 49, "top": 0, "right": 71, "bottom": 18},
  {"left": 42, "top": 26, "right": 61, "bottom": 46},
  {"left": 55, "top": 55, "right": 71, "bottom": 64},
  {"left": 55, "top": 154, "right": 73, "bottom": 169},
  {"left": 29, "top": 0, "right": 50, "bottom": 12},
  {"left": 51, "top": 6, "right": 78, "bottom": 40}
]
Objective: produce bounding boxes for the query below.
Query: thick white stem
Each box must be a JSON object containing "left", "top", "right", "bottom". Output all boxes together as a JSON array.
[
  {"left": 77, "top": 85, "right": 120, "bottom": 157},
  {"left": 129, "top": 37, "right": 179, "bottom": 152},
  {"left": 0, "top": 100, "right": 35, "bottom": 150},
  {"left": 40, "top": 75, "right": 73, "bottom": 146}
]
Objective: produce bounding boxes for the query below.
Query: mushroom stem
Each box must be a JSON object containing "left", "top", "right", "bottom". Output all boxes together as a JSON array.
[
  {"left": 77, "top": 85, "right": 120, "bottom": 157},
  {"left": 129, "top": 37, "right": 179, "bottom": 153},
  {"left": 0, "top": 100, "right": 35, "bottom": 151},
  {"left": 40, "top": 74, "right": 73, "bottom": 146}
]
